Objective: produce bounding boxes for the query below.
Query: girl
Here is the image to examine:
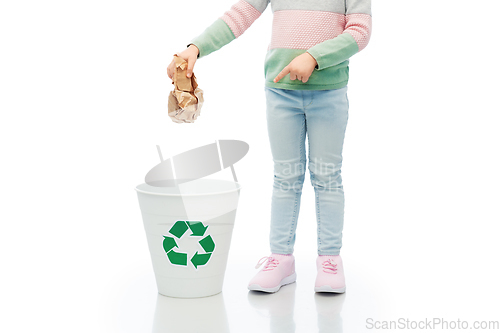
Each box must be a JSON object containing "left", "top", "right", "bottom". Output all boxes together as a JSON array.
[{"left": 167, "top": 0, "right": 372, "bottom": 293}]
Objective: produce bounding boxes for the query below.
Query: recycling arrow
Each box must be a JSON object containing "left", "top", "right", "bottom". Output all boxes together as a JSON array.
[
  {"left": 169, "top": 221, "right": 188, "bottom": 238},
  {"left": 199, "top": 235, "right": 215, "bottom": 253},
  {"left": 187, "top": 221, "right": 208, "bottom": 236},
  {"left": 191, "top": 252, "right": 212, "bottom": 269},
  {"left": 162, "top": 220, "right": 216, "bottom": 269},
  {"left": 167, "top": 249, "right": 188, "bottom": 266},
  {"left": 162, "top": 236, "right": 177, "bottom": 253}
]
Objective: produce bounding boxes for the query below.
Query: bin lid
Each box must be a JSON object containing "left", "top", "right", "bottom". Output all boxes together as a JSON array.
[{"left": 145, "top": 140, "right": 249, "bottom": 187}]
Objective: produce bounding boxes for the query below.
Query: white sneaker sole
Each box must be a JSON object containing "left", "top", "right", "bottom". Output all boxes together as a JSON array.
[
  {"left": 314, "top": 285, "right": 346, "bottom": 293},
  {"left": 248, "top": 272, "right": 297, "bottom": 293}
]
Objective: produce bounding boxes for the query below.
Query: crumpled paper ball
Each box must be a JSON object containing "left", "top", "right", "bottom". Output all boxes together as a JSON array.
[{"left": 168, "top": 55, "right": 204, "bottom": 123}]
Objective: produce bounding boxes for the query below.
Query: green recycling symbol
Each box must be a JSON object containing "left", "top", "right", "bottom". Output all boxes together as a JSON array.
[{"left": 162, "top": 221, "right": 215, "bottom": 269}]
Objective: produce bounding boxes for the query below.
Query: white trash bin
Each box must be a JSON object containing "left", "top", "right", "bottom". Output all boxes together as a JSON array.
[{"left": 136, "top": 178, "right": 241, "bottom": 298}]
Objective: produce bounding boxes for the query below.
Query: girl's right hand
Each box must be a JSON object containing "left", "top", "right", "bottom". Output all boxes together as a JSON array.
[{"left": 167, "top": 44, "right": 199, "bottom": 80}]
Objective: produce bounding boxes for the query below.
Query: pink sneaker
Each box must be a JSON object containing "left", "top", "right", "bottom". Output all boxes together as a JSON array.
[
  {"left": 248, "top": 254, "right": 297, "bottom": 293},
  {"left": 314, "top": 255, "right": 346, "bottom": 293}
]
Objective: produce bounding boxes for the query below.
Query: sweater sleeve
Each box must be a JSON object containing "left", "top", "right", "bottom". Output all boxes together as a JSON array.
[
  {"left": 306, "top": 0, "right": 372, "bottom": 70},
  {"left": 187, "top": 0, "right": 270, "bottom": 58}
]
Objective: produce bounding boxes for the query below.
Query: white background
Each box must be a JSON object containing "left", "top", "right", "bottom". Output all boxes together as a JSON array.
[{"left": 1, "top": 0, "right": 499, "bottom": 332}]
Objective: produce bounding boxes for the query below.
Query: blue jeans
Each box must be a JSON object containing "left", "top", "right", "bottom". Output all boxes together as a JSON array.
[{"left": 265, "top": 86, "right": 349, "bottom": 256}]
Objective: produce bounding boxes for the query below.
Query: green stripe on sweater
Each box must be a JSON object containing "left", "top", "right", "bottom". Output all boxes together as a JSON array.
[
  {"left": 307, "top": 33, "right": 359, "bottom": 70},
  {"left": 189, "top": 19, "right": 236, "bottom": 58},
  {"left": 264, "top": 48, "right": 350, "bottom": 91}
]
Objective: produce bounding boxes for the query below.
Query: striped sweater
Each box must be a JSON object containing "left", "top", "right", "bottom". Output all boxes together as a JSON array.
[{"left": 188, "top": 0, "right": 372, "bottom": 90}]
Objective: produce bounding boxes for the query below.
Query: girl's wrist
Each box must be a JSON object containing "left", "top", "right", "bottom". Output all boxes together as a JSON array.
[{"left": 188, "top": 44, "right": 200, "bottom": 57}]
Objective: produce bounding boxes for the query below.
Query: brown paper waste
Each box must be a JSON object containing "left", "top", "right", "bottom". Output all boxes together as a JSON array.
[{"left": 168, "top": 55, "right": 204, "bottom": 123}]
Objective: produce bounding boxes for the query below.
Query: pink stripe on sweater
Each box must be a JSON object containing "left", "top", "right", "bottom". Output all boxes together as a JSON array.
[
  {"left": 345, "top": 14, "right": 372, "bottom": 51},
  {"left": 269, "top": 10, "right": 346, "bottom": 50},
  {"left": 220, "top": 0, "right": 262, "bottom": 38}
]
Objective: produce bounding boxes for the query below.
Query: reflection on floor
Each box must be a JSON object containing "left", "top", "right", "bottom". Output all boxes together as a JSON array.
[
  {"left": 248, "top": 283, "right": 345, "bottom": 333},
  {"left": 153, "top": 292, "right": 230, "bottom": 333},
  {"left": 152, "top": 281, "right": 346, "bottom": 333}
]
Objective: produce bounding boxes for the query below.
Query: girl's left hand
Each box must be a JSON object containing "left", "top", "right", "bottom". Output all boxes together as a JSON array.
[{"left": 274, "top": 52, "right": 318, "bottom": 83}]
